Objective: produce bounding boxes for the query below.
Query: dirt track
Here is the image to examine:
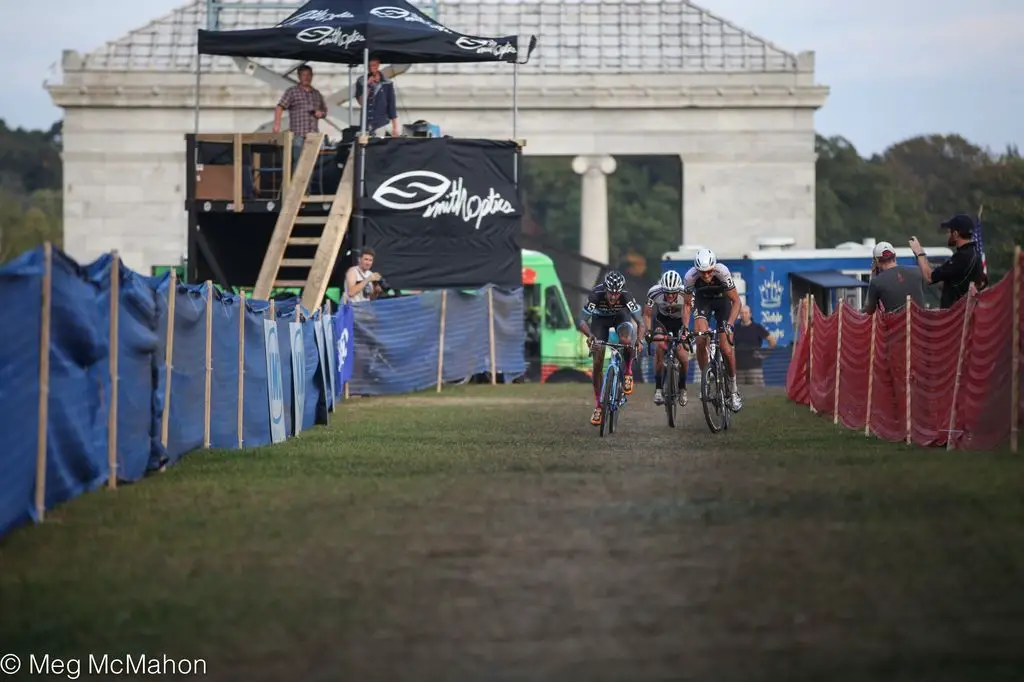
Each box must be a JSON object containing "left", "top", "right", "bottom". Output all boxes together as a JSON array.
[{"left": 291, "top": 384, "right": 802, "bottom": 682}]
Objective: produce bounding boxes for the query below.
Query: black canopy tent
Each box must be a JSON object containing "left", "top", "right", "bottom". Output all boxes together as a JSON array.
[
  {"left": 197, "top": 0, "right": 536, "bottom": 65},
  {"left": 195, "top": 0, "right": 537, "bottom": 137},
  {"left": 191, "top": 0, "right": 537, "bottom": 287}
]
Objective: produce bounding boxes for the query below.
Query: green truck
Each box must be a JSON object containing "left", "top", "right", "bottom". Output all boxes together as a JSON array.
[
  {"left": 153, "top": 248, "right": 595, "bottom": 383},
  {"left": 521, "top": 249, "right": 594, "bottom": 383}
]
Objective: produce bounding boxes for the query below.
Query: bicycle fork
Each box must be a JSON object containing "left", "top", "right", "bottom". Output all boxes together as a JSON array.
[{"left": 604, "top": 363, "right": 627, "bottom": 409}]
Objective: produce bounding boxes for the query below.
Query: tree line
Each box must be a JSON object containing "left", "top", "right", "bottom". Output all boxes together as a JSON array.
[
  {"left": 0, "top": 117, "right": 1020, "bottom": 280},
  {"left": 522, "top": 134, "right": 1023, "bottom": 281},
  {"left": 0, "top": 119, "right": 62, "bottom": 262}
]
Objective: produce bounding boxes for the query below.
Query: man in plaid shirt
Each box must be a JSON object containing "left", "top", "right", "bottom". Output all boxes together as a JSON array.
[{"left": 272, "top": 64, "right": 327, "bottom": 164}]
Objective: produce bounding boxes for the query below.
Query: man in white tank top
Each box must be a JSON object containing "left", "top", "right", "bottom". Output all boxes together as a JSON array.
[{"left": 344, "top": 247, "right": 381, "bottom": 303}]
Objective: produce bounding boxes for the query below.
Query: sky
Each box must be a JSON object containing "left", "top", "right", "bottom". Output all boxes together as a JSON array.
[{"left": 1, "top": 0, "right": 1021, "bottom": 157}]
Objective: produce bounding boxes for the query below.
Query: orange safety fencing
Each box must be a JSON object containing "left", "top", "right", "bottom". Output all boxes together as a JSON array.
[{"left": 786, "top": 247, "right": 1022, "bottom": 451}]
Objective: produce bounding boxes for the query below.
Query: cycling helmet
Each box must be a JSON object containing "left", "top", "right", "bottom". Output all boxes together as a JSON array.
[
  {"left": 603, "top": 270, "right": 626, "bottom": 292},
  {"left": 694, "top": 248, "right": 717, "bottom": 272},
  {"left": 659, "top": 270, "right": 683, "bottom": 292}
]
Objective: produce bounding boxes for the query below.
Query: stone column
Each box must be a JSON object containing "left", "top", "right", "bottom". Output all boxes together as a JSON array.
[{"left": 572, "top": 155, "right": 616, "bottom": 295}]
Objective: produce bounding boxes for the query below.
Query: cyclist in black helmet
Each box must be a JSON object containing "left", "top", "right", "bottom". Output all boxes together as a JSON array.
[{"left": 578, "top": 270, "right": 647, "bottom": 426}]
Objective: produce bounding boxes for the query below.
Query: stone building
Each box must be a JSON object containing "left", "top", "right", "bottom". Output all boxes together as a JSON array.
[{"left": 46, "top": 0, "right": 828, "bottom": 274}]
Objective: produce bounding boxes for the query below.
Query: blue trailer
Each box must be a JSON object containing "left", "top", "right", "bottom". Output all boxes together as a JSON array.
[{"left": 661, "top": 238, "right": 953, "bottom": 347}]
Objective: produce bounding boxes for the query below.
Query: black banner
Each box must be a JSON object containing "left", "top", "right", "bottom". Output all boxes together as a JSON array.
[{"left": 360, "top": 138, "right": 522, "bottom": 289}]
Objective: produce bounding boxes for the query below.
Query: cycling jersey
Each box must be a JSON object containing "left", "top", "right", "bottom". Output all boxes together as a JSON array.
[
  {"left": 683, "top": 263, "right": 736, "bottom": 299},
  {"left": 645, "top": 284, "right": 686, "bottom": 319},
  {"left": 581, "top": 283, "right": 642, "bottom": 320}
]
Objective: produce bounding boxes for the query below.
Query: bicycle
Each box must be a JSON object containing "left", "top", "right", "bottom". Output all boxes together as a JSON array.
[
  {"left": 648, "top": 329, "right": 689, "bottom": 428},
  {"left": 589, "top": 339, "right": 635, "bottom": 437},
  {"left": 691, "top": 328, "right": 735, "bottom": 433}
]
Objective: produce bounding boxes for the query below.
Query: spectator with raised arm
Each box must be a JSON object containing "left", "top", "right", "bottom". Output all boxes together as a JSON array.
[{"left": 908, "top": 214, "right": 984, "bottom": 309}]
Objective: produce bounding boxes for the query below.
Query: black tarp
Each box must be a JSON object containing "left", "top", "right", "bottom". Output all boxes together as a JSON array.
[
  {"left": 361, "top": 138, "right": 522, "bottom": 288},
  {"left": 197, "top": 0, "right": 537, "bottom": 65}
]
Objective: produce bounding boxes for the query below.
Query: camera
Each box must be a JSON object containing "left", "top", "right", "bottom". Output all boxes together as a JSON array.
[{"left": 373, "top": 277, "right": 399, "bottom": 298}]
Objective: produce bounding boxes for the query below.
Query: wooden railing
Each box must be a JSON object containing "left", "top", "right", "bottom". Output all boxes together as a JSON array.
[{"left": 187, "top": 132, "right": 296, "bottom": 211}]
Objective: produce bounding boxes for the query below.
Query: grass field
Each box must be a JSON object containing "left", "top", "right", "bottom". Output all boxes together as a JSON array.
[{"left": 2, "top": 382, "right": 1023, "bottom": 682}]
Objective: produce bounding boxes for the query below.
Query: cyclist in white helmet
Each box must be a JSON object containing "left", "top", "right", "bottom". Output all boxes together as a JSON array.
[
  {"left": 682, "top": 248, "right": 743, "bottom": 412},
  {"left": 643, "top": 269, "right": 691, "bottom": 407}
]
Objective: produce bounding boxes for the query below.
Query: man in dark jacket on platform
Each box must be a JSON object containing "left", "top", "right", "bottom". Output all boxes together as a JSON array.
[{"left": 908, "top": 214, "right": 985, "bottom": 309}]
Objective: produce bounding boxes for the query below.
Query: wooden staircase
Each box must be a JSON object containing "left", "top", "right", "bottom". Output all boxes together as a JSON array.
[{"left": 252, "top": 132, "right": 357, "bottom": 310}]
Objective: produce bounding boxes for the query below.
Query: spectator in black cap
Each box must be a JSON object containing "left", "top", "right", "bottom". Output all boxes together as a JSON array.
[{"left": 907, "top": 214, "right": 984, "bottom": 309}]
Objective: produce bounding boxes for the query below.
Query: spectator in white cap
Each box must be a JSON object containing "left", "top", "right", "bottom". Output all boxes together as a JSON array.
[{"left": 863, "top": 241, "right": 926, "bottom": 314}]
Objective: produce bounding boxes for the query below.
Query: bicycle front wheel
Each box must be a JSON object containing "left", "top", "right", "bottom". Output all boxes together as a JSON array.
[
  {"left": 719, "top": 356, "right": 732, "bottom": 431},
  {"left": 701, "top": 361, "right": 724, "bottom": 433},
  {"left": 599, "top": 364, "right": 616, "bottom": 437},
  {"left": 664, "top": 361, "right": 677, "bottom": 428},
  {"left": 610, "top": 372, "right": 624, "bottom": 434}
]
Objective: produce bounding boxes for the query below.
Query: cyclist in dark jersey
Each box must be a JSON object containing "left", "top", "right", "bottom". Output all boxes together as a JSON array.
[
  {"left": 683, "top": 248, "right": 743, "bottom": 412},
  {"left": 578, "top": 270, "right": 647, "bottom": 426}
]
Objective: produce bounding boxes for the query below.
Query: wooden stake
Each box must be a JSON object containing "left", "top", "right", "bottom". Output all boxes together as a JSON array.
[
  {"left": 203, "top": 281, "right": 213, "bottom": 448},
  {"left": 237, "top": 291, "right": 246, "bottom": 449},
  {"left": 1012, "top": 245, "right": 1021, "bottom": 453},
  {"left": 905, "top": 294, "right": 912, "bottom": 445},
  {"left": 34, "top": 242, "right": 53, "bottom": 521},
  {"left": 947, "top": 289, "right": 975, "bottom": 451},
  {"left": 833, "top": 298, "right": 844, "bottom": 425},
  {"left": 487, "top": 287, "right": 497, "bottom": 386},
  {"left": 161, "top": 269, "right": 176, "bottom": 448},
  {"left": 436, "top": 290, "right": 448, "bottom": 393},
  {"left": 233, "top": 133, "right": 243, "bottom": 212},
  {"left": 865, "top": 311, "right": 877, "bottom": 436},
  {"left": 107, "top": 252, "right": 120, "bottom": 489},
  {"left": 808, "top": 294, "right": 816, "bottom": 414}
]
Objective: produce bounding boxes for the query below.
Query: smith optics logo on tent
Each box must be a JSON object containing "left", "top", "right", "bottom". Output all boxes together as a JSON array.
[
  {"left": 455, "top": 37, "right": 516, "bottom": 58},
  {"left": 369, "top": 6, "right": 451, "bottom": 33},
  {"left": 295, "top": 26, "right": 365, "bottom": 47},
  {"left": 280, "top": 9, "right": 353, "bottom": 26},
  {"left": 371, "top": 170, "right": 515, "bottom": 230}
]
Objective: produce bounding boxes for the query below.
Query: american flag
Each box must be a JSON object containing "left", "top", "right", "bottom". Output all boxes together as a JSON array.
[{"left": 974, "top": 210, "right": 988, "bottom": 276}]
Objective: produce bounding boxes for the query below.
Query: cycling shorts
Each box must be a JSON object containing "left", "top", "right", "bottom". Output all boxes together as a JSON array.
[
  {"left": 591, "top": 309, "right": 636, "bottom": 342},
  {"left": 692, "top": 297, "right": 732, "bottom": 332},
  {"left": 654, "top": 313, "right": 685, "bottom": 337}
]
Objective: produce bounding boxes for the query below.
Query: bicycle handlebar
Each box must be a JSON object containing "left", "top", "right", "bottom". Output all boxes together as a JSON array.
[
  {"left": 590, "top": 340, "right": 633, "bottom": 350},
  {"left": 690, "top": 328, "right": 735, "bottom": 346}
]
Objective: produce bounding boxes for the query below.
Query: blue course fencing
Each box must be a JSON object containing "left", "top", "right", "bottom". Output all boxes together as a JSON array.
[
  {"left": 347, "top": 286, "right": 527, "bottom": 396},
  {"left": 0, "top": 246, "right": 527, "bottom": 539},
  {"left": 0, "top": 246, "right": 348, "bottom": 539}
]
